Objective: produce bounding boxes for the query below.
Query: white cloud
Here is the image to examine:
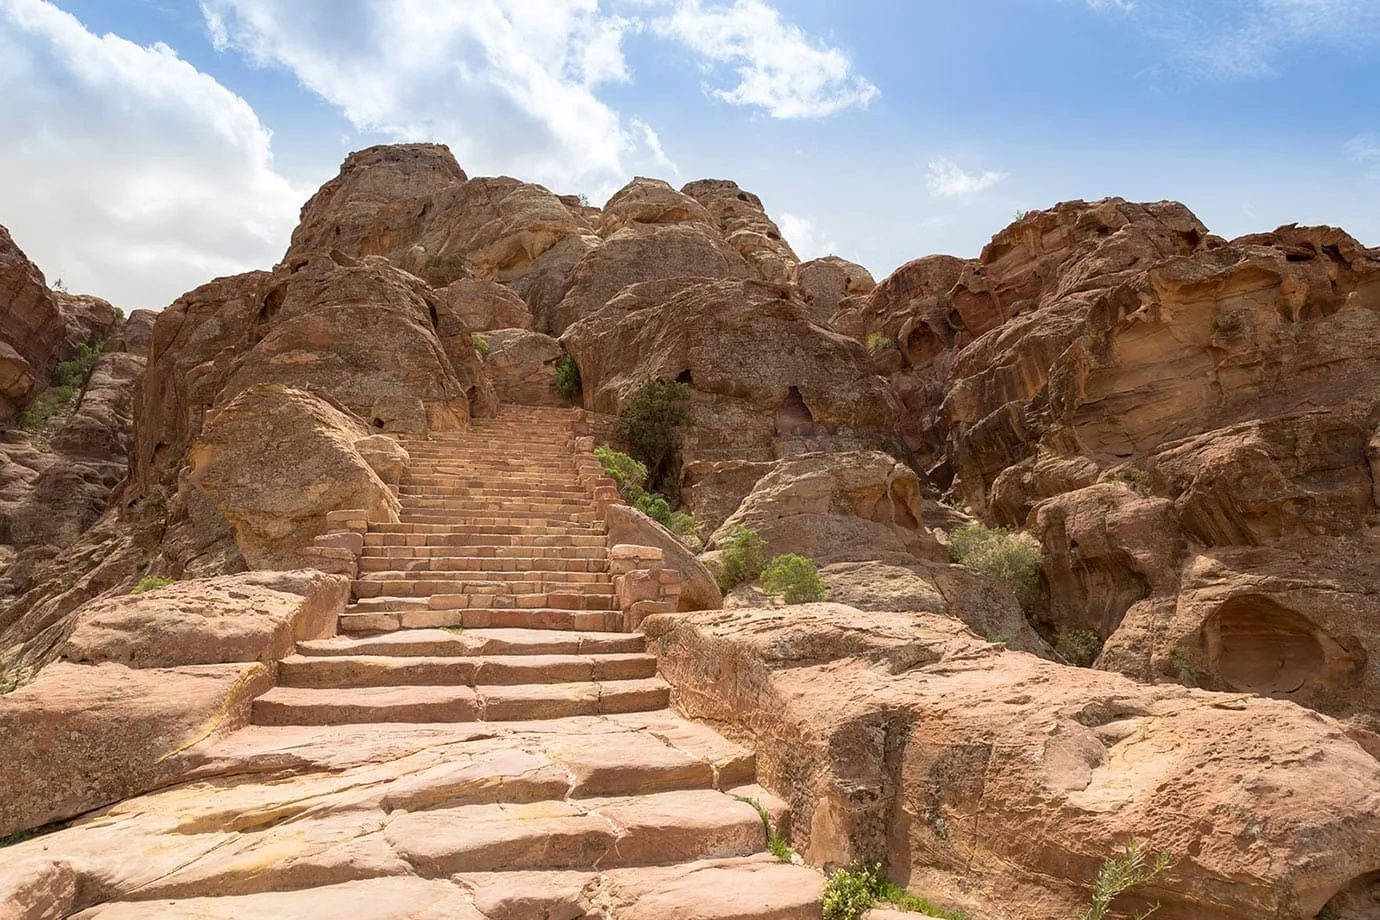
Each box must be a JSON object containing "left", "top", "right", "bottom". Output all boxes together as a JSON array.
[
  {"left": 778, "top": 212, "right": 838, "bottom": 259},
  {"left": 926, "top": 158, "right": 1008, "bottom": 198},
  {"left": 0, "top": 0, "right": 303, "bottom": 308},
  {"left": 654, "top": 0, "right": 878, "bottom": 118},
  {"left": 200, "top": 0, "right": 670, "bottom": 197}
]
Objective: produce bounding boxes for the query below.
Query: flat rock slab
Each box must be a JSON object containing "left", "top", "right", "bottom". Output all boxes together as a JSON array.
[{"left": 69, "top": 877, "right": 484, "bottom": 920}]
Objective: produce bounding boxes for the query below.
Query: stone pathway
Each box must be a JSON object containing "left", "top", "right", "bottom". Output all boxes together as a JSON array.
[{"left": 29, "top": 407, "right": 823, "bottom": 918}]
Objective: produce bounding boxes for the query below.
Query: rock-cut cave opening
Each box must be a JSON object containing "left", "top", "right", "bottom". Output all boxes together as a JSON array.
[{"left": 1206, "top": 595, "right": 1326, "bottom": 696}]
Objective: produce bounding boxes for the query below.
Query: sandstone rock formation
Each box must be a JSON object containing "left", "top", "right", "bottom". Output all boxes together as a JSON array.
[
  {"left": 648, "top": 604, "right": 1380, "bottom": 920},
  {"left": 682, "top": 179, "right": 799, "bottom": 283}
]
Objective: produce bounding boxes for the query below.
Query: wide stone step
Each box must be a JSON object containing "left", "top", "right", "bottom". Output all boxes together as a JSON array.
[
  {"left": 401, "top": 500, "right": 595, "bottom": 516},
  {"left": 340, "top": 606, "right": 621, "bottom": 633},
  {"left": 357, "top": 554, "right": 606, "bottom": 574},
  {"left": 364, "top": 532, "right": 608, "bottom": 548},
  {"left": 362, "top": 544, "right": 607, "bottom": 561},
  {"left": 297, "top": 627, "right": 647, "bottom": 658},
  {"left": 277, "top": 652, "right": 657, "bottom": 688},
  {"left": 457, "top": 855, "right": 823, "bottom": 920},
  {"left": 371, "top": 521, "right": 605, "bottom": 535},
  {"left": 354, "top": 570, "right": 611, "bottom": 587},
  {"left": 399, "top": 484, "right": 589, "bottom": 497},
  {"left": 400, "top": 493, "right": 593, "bottom": 509},
  {"left": 397, "top": 514, "right": 600, "bottom": 528},
  {"left": 251, "top": 678, "right": 670, "bottom": 725},
  {"left": 351, "top": 580, "right": 615, "bottom": 606},
  {"left": 385, "top": 785, "right": 783, "bottom": 875}
]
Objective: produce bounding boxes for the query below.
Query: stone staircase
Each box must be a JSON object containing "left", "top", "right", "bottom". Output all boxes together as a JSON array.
[{"left": 233, "top": 406, "right": 823, "bottom": 917}]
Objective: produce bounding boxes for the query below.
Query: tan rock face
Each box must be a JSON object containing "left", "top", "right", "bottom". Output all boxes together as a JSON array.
[
  {"left": 63, "top": 570, "right": 348, "bottom": 668},
  {"left": 710, "top": 451, "right": 941, "bottom": 566},
  {"left": 436, "top": 278, "right": 533, "bottom": 331},
  {"left": 186, "top": 384, "right": 403, "bottom": 570},
  {"left": 562, "top": 279, "right": 898, "bottom": 466},
  {"left": 0, "top": 225, "right": 66, "bottom": 417},
  {"left": 0, "top": 659, "right": 271, "bottom": 838},
  {"left": 549, "top": 223, "right": 756, "bottom": 335},
  {"left": 681, "top": 179, "right": 799, "bottom": 283},
  {"left": 481, "top": 329, "right": 566, "bottom": 408},
  {"left": 599, "top": 177, "right": 713, "bottom": 235},
  {"left": 646, "top": 605, "right": 1380, "bottom": 920},
  {"left": 795, "top": 256, "right": 876, "bottom": 325}
]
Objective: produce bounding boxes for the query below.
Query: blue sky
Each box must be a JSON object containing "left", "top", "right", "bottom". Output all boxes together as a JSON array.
[{"left": 1, "top": 0, "right": 1377, "bottom": 308}]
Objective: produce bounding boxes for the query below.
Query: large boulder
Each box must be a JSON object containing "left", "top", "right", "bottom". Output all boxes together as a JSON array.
[
  {"left": 185, "top": 385, "right": 403, "bottom": 570},
  {"left": 481, "top": 329, "right": 567, "bottom": 408},
  {"left": 646, "top": 605, "right": 1380, "bottom": 920},
  {"left": 435, "top": 278, "right": 533, "bottom": 331},
  {"left": 599, "top": 177, "right": 712, "bottom": 235},
  {"left": 709, "top": 451, "right": 942, "bottom": 566},
  {"left": 62, "top": 570, "right": 348, "bottom": 669},
  {"left": 0, "top": 225, "right": 66, "bottom": 418},
  {"left": 794, "top": 256, "right": 876, "bottom": 325},
  {"left": 604, "top": 504, "right": 723, "bottom": 611}
]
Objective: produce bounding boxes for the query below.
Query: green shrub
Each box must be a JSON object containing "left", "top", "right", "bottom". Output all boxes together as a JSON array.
[
  {"left": 616, "top": 379, "right": 689, "bottom": 477},
  {"left": 767, "top": 833, "right": 794, "bottom": 862},
  {"left": 14, "top": 388, "right": 76, "bottom": 433},
  {"left": 422, "top": 251, "right": 471, "bottom": 285},
  {"left": 1056, "top": 628, "right": 1104, "bottom": 668},
  {"left": 594, "top": 445, "right": 647, "bottom": 492},
  {"left": 636, "top": 493, "right": 672, "bottom": 525},
  {"left": 822, "top": 864, "right": 882, "bottom": 920},
  {"left": 1079, "top": 841, "right": 1174, "bottom": 920},
  {"left": 822, "top": 863, "right": 967, "bottom": 920},
  {"left": 761, "top": 553, "right": 826, "bottom": 604},
  {"left": 1111, "top": 466, "right": 1152, "bottom": 498},
  {"left": 717, "top": 526, "right": 767, "bottom": 590},
  {"left": 50, "top": 342, "right": 101, "bottom": 390},
  {"left": 865, "top": 331, "right": 898, "bottom": 353},
  {"left": 949, "top": 524, "right": 1041, "bottom": 612},
  {"left": 472, "top": 333, "right": 490, "bottom": 358},
  {"left": 554, "top": 354, "right": 582, "bottom": 401},
  {"left": 667, "top": 511, "right": 701, "bottom": 547},
  {"left": 112, "top": 306, "right": 125, "bottom": 320},
  {"left": 130, "top": 576, "right": 174, "bottom": 595},
  {"left": 1169, "top": 645, "right": 1199, "bottom": 683}
]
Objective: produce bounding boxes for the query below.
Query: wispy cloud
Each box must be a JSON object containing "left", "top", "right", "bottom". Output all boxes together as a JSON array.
[
  {"left": 654, "top": 0, "right": 878, "bottom": 118},
  {"left": 926, "top": 158, "right": 1008, "bottom": 198},
  {"left": 1349, "top": 134, "right": 1380, "bottom": 177},
  {"left": 1080, "top": 0, "right": 1380, "bottom": 79}
]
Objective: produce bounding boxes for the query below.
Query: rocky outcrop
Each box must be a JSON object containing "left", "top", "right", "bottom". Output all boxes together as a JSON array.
[
  {"left": 795, "top": 255, "right": 876, "bottom": 325},
  {"left": 603, "top": 504, "right": 722, "bottom": 612},
  {"left": 599, "top": 177, "right": 712, "bottom": 235},
  {"left": 563, "top": 279, "right": 898, "bottom": 466},
  {"left": 681, "top": 179, "right": 799, "bottom": 283},
  {"left": 0, "top": 226, "right": 67, "bottom": 419},
  {"left": 436, "top": 278, "right": 533, "bottom": 332},
  {"left": 709, "top": 451, "right": 941, "bottom": 565},
  {"left": 186, "top": 385, "right": 404, "bottom": 570},
  {"left": 548, "top": 223, "right": 756, "bottom": 335},
  {"left": 647, "top": 605, "right": 1380, "bottom": 920},
  {"left": 480, "top": 329, "right": 566, "bottom": 407}
]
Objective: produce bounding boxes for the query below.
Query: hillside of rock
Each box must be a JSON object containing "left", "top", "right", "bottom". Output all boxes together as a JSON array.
[{"left": 1, "top": 143, "right": 1378, "bottom": 920}]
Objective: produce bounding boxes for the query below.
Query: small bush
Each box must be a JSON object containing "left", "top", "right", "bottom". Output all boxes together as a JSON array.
[
  {"left": 767, "top": 833, "right": 794, "bottom": 862},
  {"left": 472, "top": 333, "right": 490, "bottom": 358},
  {"left": 761, "top": 553, "right": 826, "bottom": 604},
  {"left": 578, "top": 193, "right": 592, "bottom": 207},
  {"left": 112, "top": 306, "right": 125, "bottom": 320},
  {"left": 716, "top": 526, "right": 767, "bottom": 590},
  {"left": 865, "top": 331, "right": 898, "bottom": 353},
  {"left": 130, "top": 576, "right": 174, "bottom": 595},
  {"left": 554, "top": 354, "right": 582, "bottom": 401},
  {"left": 14, "top": 388, "right": 76, "bottom": 433},
  {"left": 1111, "top": 466, "right": 1152, "bottom": 498},
  {"left": 616, "top": 379, "right": 689, "bottom": 477},
  {"left": 667, "top": 511, "right": 701, "bottom": 549},
  {"left": 949, "top": 524, "right": 1041, "bottom": 611},
  {"left": 1056, "top": 628, "right": 1104, "bottom": 668},
  {"left": 422, "top": 251, "right": 471, "bottom": 285},
  {"left": 1169, "top": 645, "right": 1199, "bottom": 683},
  {"left": 822, "top": 864, "right": 882, "bottom": 920},
  {"left": 822, "top": 863, "right": 968, "bottom": 920},
  {"left": 636, "top": 493, "right": 672, "bottom": 525},
  {"left": 50, "top": 342, "right": 101, "bottom": 390},
  {"left": 1079, "top": 841, "right": 1174, "bottom": 920},
  {"left": 594, "top": 445, "right": 647, "bottom": 492}
]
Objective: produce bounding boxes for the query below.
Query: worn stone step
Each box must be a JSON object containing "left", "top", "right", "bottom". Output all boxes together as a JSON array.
[
  {"left": 340, "top": 606, "right": 621, "bottom": 633},
  {"left": 364, "top": 532, "right": 608, "bottom": 548},
  {"left": 354, "top": 570, "right": 611, "bottom": 588},
  {"left": 297, "top": 627, "right": 647, "bottom": 658},
  {"left": 402, "top": 501, "right": 595, "bottom": 516},
  {"left": 399, "top": 483, "right": 588, "bottom": 496},
  {"left": 357, "top": 554, "right": 606, "bottom": 574},
  {"left": 362, "top": 544, "right": 607, "bottom": 561},
  {"left": 400, "top": 495, "right": 593, "bottom": 510},
  {"left": 277, "top": 652, "right": 658, "bottom": 688},
  {"left": 251, "top": 678, "right": 670, "bottom": 725},
  {"left": 351, "top": 580, "right": 616, "bottom": 606},
  {"left": 457, "top": 855, "right": 823, "bottom": 920},
  {"left": 384, "top": 785, "right": 784, "bottom": 874},
  {"left": 370, "top": 521, "right": 603, "bottom": 535}
]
